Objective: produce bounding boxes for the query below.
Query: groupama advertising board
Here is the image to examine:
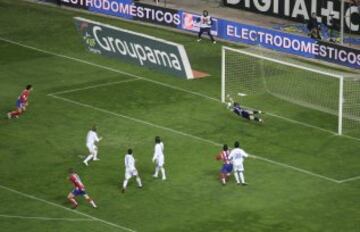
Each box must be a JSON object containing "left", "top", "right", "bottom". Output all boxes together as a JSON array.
[{"left": 74, "top": 17, "right": 194, "bottom": 79}]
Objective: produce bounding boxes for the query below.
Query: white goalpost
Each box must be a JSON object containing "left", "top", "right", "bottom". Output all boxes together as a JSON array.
[{"left": 221, "top": 46, "right": 360, "bottom": 137}]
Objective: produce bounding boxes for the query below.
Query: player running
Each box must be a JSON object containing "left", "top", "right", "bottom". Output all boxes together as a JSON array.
[
  {"left": 122, "top": 149, "right": 143, "bottom": 193},
  {"left": 152, "top": 136, "right": 166, "bottom": 180},
  {"left": 7, "top": 85, "right": 32, "bottom": 119},
  {"left": 228, "top": 141, "right": 250, "bottom": 185},
  {"left": 83, "top": 126, "right": 102, "bottom": 166},
  {"left": 216, "top": 144, "right": 233, "bottom": 185},
  {"left": 227, "top": 100, "right": 263, "bottom": 122},
  {"left": 67, "top": 168, "right": 97, "bottom": 209}
]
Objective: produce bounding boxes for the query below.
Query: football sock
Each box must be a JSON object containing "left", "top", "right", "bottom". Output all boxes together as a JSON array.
[
  {"left": 69, "top": 198, "right": 78, "bottom": 207},
  {"left": 154, "top": 167, "right": 160, "bottom": 177},
  {"left": 161, "top": 168, "right": 166, "bottom": 180},
  {"left": 123, "top": 179, "right": 128, "bottom": 189},
  {"left": 234, "top": 172, "right": 240, "bottom": 184},
  {"left": 87, "top": 198, "right": 97, "bottom": 208},
  {"left": 136, "top": 177, "right": 142, "bottom": 187},
  {"left": 239, "top": 172, "right": 245, "bottom": 183},
  {"left": 84, "top": 154, "right": 94, "bottom": 163},
  {"left": 93, "top": 150, "right": 98, "bottom": 160},
  {"left": 10, "top": 111, "right": 21, "bottom": 117}
]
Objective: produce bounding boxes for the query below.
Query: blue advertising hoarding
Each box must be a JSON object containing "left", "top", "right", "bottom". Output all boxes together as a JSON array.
[{"left": 60, "top": 0, "right": 360, "bottom": 69}]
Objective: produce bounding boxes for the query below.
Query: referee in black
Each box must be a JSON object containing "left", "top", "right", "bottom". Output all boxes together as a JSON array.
[{"left": 197, "top": 10, "right": 216, "bottom": 44}]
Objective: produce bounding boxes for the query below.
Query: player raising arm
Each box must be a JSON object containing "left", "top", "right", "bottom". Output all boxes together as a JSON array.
[
  {"left": 83, "top": 125, "right": 102, "bottom": 166},
  {"left": 122, "top": 149, "right": 143, "bottom": 193},
  {"left": 7, "top": 84, "right": 32, "bottom": 119},
  {"left": 152, "top": 136, "right": 166, "bottom": 180},
  {"left": 216, "top": 144, "right": 233, "bottom": 185},
  {"left": 228, "top": 141, "right": 251, "bottom": 185},
  {"left": 67, "top": 168, "right": 97, "bottom": 209}
]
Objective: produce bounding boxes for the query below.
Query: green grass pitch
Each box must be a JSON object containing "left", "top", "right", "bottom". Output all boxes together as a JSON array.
[{"left": 0, "top": 1, "right": 359, "bottom": 231}]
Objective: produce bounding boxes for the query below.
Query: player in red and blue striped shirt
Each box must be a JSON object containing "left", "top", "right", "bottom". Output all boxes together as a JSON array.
[
  {"left": 216, "top": 144, "right": 233, "bottom": 185},
  {"left": 7, "top": 85, "right": 32, "bottom": 119},
  {"left": 67, "top": 168, "right": 97, "bottom": 209}
]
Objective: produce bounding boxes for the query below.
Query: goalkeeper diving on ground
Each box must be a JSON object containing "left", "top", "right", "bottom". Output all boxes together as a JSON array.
[{"left": 225, "top": 95, "right": 263, "bottom": 122}]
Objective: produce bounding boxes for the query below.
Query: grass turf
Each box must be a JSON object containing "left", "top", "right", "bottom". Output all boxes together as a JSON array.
[{"left": 0, "top": 1, "right": 359, "bottom": 231}]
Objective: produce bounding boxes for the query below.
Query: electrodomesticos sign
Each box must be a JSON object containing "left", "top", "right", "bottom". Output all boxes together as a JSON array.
[{"left": 74, "top": 17, "right": 193, "bottom": 78}]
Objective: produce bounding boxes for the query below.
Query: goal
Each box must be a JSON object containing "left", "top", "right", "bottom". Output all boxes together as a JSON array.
[{"left": 221, "top": 46, "right": 360, "bottom": 137}]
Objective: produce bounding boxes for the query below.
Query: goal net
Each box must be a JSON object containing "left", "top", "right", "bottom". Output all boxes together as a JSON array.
[{"left": 221, "top": 46, "right": 360, "bottom": 137}]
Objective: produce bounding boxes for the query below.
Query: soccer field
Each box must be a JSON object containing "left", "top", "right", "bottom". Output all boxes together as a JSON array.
[{"left": 0, "top": 1, "right": 359, "bottom": 231}]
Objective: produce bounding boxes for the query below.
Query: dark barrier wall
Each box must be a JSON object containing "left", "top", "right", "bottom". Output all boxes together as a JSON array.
[{"left": 223, "top": 0, "right": 360, "bottom": 34}]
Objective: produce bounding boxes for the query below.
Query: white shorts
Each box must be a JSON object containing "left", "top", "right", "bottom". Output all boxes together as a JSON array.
[
  {"left": 233, "top": 163, "right": 244, "bottom": 172},
  {"left": 87, "top": 144, "right": 97, "bottom": 154},
  {"left": 125, "top": 168, "right": 138, "bottom": 179},
  {"left": 155, "top": 157, "right": 165, "bottom": 167}
]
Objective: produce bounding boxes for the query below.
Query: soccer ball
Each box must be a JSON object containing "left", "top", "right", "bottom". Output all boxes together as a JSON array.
[{"left": 227, "top": 102, "right": 232, "bottom": 108}]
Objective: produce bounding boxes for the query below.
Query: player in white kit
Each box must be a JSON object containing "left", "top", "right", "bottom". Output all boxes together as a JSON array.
[
  {"left": 228, "top": 141, "right": 249, "bottom": 185},
  {"left": 83, "top": 126, "right": 102, "bottom": 166},
  {"left": 122, "top": 149, "right": 142, "bottom": 193},
  {"left": 152, "top": 136, "right": 166, "bottom": 180}
]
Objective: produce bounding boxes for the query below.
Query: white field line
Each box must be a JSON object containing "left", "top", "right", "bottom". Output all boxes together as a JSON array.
[
  {"left": 0, "top": 185, "right": 136, "bottom": 232},
  {"left": 252, "top": 156, "right": 342, "bottom": 183},
  {"left": 48, "top": 94, "right": 345, "bottom": 184},
  {"left": 0, "top": 214, "right": 95, "bottom": 222},
  {"left": 50, "top": 78, "right": 141, "bottom": 95},
  {"left": 2, "top": 37, "right": 360, "bottom": 143},
  {"left": 338, "top": 175, "right": 360, "bottom": 183},
  {"left": 48, "top": 94, "right": 223, "bottom": 147}
]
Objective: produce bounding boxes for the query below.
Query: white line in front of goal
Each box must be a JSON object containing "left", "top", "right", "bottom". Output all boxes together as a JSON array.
[
  {"left": 0, "top": 185, "right": 136, "bottom": 232},
  {"left": 0, "top": 214, "right": 95, "bottom": 222},
  {"left": 49, "top": 78, "right": 141, "bottom": 96},
  {"left": 49, "top": 94, "right": 347, "bottom": 184},
  {"left": 337, "top": 175, "right": 360, "bottom": 183},
  {"left": 2, "top": 37, "right": 360, "bottom": 143}
]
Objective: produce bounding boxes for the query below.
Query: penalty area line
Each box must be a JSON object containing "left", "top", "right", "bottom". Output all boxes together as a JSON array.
[
  {"left": 0, "top": 185, "right": 136, "bottom": 232},
  {"left": 338, "top": 175, "right": 360, "bottom": 183},
  {"left": 49, "top": 78, "right": 141, "bottom": 96},
  {"left": 48, "top": 94, "right": 344, "bottom": 184}
]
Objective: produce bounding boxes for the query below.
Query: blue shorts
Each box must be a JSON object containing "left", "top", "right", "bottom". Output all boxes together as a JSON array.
[
  {"left": 16, "top": 99, "right": 24, "bottom": 108},
  {"left": 241, "top": 111, "right": 250, "bottom": 119},
  {"left": 220, "top": 164, "right": 233, "bottom": 174},
  {"left": 72, "top": 189, "right": 86, "bottom": 196}
]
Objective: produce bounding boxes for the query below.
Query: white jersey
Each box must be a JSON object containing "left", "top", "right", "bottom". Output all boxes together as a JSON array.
[
  {"left": 229, "top": 148, "right": 248, "bottom": 166},
  {"left": 200, "top": 15, "right": 212, "bottom": 28},
  {"left": 86, "top": 130, "right": 100, "bottom": 146},
  {"left": 124, "top": 154, "right": 136, "bottom": 171},
  {"left": 153, "top": 142, "right": 164, "bottom": 160}
]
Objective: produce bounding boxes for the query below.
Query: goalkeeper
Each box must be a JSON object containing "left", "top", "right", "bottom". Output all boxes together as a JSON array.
[{"left": 227, "top": 101, "right": 263, "bottom": 122}]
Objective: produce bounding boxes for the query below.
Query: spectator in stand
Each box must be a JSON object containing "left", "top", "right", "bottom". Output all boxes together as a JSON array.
[
  {"left": 328, "top": 12, "right": 338, "bottom": 43},
  {"left": 307, "top": 13, "right": 321, "bottom": 40}
]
